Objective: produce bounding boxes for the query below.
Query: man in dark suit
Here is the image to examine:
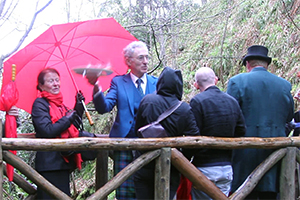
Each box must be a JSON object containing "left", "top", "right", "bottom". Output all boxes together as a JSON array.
[
  {"left": 86, "top": 41, "right": 157, "bottom": 200},
  {"left": 227, "top": 45, "right": 294, "bottom": 199}
]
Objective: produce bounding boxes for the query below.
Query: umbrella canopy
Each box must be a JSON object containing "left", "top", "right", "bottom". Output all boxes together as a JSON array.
[{"left": 2, "top": 17, "right": 137, "bottom": 113}]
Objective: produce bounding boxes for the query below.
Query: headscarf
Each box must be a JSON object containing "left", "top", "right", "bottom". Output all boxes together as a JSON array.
[
  {"left": 41, "top": 91, "right": 82, "bottom": 169},
  {"left": 156, "top": 67, "right": 183, "bottom": 100}
]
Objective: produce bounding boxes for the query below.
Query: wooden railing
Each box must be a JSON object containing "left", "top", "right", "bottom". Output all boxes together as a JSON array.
[{"left": 1, "top": 131, "right": 300, "bottom": 199}]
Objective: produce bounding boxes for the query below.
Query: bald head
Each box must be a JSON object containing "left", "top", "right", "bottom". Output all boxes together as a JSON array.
[{"left": 195, "top": 67, "right": 217, "bottom": 92}]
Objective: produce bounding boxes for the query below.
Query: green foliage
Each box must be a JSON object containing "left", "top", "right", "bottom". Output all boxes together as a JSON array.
[
  {"left": 4, "top": 0, "right": 300, "bottom": 199},
  {"left": 17, "top": 110, "right": 34, "bottom": 134},
  {"left": 2, "top": 180, "right": 29, "bottom": 199},
  {"left": 2, "top": 151, "right": 36, "bottom": 200}
]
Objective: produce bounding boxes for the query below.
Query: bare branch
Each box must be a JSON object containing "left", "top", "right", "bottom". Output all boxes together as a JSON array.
[
  {"left": 148, "top": 24, "right": 163, "bottom": 74},
  {"left": 0, "top": 0, "right": 19, "bottom": 28},
  {"left": 0, "top": 0, "right": 6, "bottom": 18},
  {"left": 281, "top": 0, "right": 300, "bottom": 32},
  {"left": 219, "top": 1, "right": 231, "bottom": 84},
  {"left": 1, "top": 0, "right": 53, "bottom": 61}
]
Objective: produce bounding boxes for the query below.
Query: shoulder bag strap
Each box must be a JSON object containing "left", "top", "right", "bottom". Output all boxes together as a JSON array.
[{"left": 156, "top": 101, "right": 182, "bottom": 123}]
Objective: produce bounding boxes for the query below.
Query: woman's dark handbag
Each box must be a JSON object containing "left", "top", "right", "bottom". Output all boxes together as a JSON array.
[{"left": 137, "top": 101, "right": 182, "bottom": 138}]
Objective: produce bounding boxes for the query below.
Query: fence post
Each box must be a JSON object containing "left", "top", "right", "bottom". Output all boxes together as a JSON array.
[
  {"left": 96, "top": 150, "right": 108, "bottom": 200},
  {"left": 280, "top": 147, "right": 296, "bottom": 200},
  {"left": 155, "top": 147, "right": 171, "bottom": 200}
]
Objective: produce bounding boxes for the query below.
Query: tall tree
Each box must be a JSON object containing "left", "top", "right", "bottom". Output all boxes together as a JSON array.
[{"left": 0, "top": 0, "right": 53, "bottom": 71}]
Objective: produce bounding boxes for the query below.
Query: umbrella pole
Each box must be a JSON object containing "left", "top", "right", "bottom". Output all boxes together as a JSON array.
[
  {"left": 81, "top": 100, "right": 94, "bottom": 126},
  {"left": 65, "top": 64, "right": 94, "bottom": 126}
]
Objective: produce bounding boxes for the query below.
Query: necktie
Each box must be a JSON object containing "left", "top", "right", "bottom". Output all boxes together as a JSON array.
[{"left": 136, "top": 78, "right": 144, "bottom": 96}]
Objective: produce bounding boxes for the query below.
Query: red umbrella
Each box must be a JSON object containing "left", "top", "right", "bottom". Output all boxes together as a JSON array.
[
  {"left": 0, "top": 64, "right": 19, "bottom": 181},
  {"left": 2, "top": 17, "right": 137, "bottom": 114}
]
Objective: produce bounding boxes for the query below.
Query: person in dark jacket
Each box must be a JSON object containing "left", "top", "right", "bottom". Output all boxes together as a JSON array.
[
  {"left": 134, "top": 66, "right": 199, "bottom": 200},
  {"left": 189, "top": 67, "right": 246, "bottom": 199},
  {"left": 227, "top": 45, "right": 294, "bottom": 199},
  {"left": 31, "top": 68, "right": 95, "bottom": 199}
]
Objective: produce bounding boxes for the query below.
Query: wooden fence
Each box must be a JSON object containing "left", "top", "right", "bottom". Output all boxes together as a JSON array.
[{"left": 1, "top": 124, "right": 300, "bottom": 199}]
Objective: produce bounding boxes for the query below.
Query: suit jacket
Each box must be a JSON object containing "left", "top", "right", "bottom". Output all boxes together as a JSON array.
[
  {"left": 93, "top": 73, "right": 157, "bottom": 138},
  {"left": 189, "top": 86, "right": 246, "bottom": 167},
  {"left": 227, "top": 67, "right": 294, "bottom": 192}
]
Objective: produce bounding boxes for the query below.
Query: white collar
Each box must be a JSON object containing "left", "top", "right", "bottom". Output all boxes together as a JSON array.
[{"left": 130, "top": 73, "right": 147, "bottom": 84}]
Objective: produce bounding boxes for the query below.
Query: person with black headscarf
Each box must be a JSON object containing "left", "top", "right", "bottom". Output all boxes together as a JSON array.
[{"left": 134, "top": 66, "right": 199, "bottom": 200}]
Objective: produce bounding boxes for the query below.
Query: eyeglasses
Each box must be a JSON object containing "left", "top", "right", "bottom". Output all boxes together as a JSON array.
[{"left": 133, "top": 55, "right": 150, "bottom": 61}]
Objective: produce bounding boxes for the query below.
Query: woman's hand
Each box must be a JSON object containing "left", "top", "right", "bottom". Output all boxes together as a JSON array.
[
  {"left": 66, "top": 110, "right": 83, "bottom": 131},
  {"left": 7, "top": 106, "right": 19, "bottom": 117},
  {"left": 74, "top": 91, "right": 85, "bottom": 117}
]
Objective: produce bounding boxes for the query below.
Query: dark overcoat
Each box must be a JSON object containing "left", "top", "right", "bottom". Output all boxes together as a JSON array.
[
  {"left": 31, "top": 97, "right": 76, "bottom": 172},
  {"left": 227, "top": 67, "right": 294, "bottom": 192}
]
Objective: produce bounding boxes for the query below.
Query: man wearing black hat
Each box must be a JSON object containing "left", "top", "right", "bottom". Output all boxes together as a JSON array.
[{"left": 227, "top": 45, "right": 294, "bottom": 199}]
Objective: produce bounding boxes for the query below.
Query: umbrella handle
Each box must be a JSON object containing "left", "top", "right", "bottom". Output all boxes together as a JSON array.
[
  {"left": 81, "top": 100, "right": 94, "bottom": 126},
  {"left": 12, "top": 64, "right": 16, "bottom": 81}
]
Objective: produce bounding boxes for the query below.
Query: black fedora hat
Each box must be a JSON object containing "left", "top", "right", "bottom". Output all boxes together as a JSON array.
[{"left": 242, "top": 45, "right": 272, "bottom": 66}]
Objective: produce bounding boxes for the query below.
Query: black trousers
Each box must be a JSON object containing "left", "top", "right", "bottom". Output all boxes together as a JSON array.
[
  {"left": 134, "top": 167, "right": 180, "bottom": 200},
  {"left": 36, "top": 170, "right": 71, "bottom": 200},
  {"left": 245, "top": 191, "right": 278, "bottom": 200}
]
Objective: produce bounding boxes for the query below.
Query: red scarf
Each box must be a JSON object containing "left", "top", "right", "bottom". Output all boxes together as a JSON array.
[
  {"left": 41, "top": 91, "right": 82, "bottom": 170},
  {"left": 177, "top": 175, "right": 192, "bottom": 200}
]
